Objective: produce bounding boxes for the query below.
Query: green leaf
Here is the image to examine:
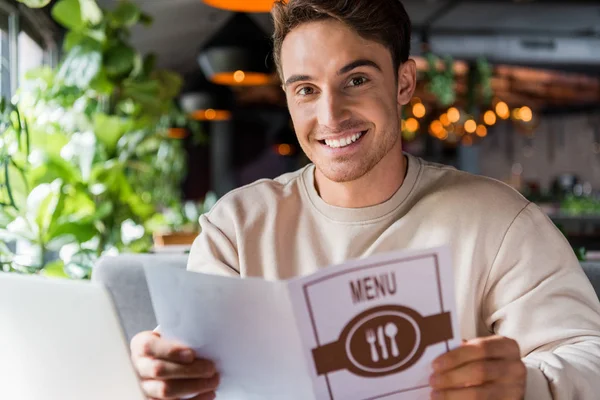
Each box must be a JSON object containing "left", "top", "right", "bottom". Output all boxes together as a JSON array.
[
  {"left": 154, "top": 69, "right": 183, "bottom": 100},
  {"left": 26, "top": 180, "right": 64, "bottom": 238},
  {"left": 41, "top": 260, "right": 69, "bottom": 278},
  {"left": 93, "top": 114, "right": 133, "bottom": 153},
  {"left": 52, "top": 0, "right": 84, "bottom": 30},
  {"left": 104, "top": 43, "right": 136, "bottom": 79},
  {"left": 57, "top": 39, "right": 102, "bottom": 88},
  {"left": 29, "top": 155, "right": 81, "bottom": 186},
  {"left": 80, "top": 0, "right": 103, "bottom": 25},
  {"left": 49, "top": 221, "right": 97, "bottom": 243},
  {"left": 17, "top": 0, "right": 52, "bottom": 8},
  {"left": 111, "top": 1, "right": 141, "bottom": 27},
  {"left": 63, "top": 31, "right": 85, "bottom": 52},
  {"left": 142, "top": 53, "right": 157, "bottom": 76},
  {"left": 89, "top": 70, "right": 114, "bottom": 94},
  {"left": 85, "top": 28, "right": 107, "bottom": 44}
]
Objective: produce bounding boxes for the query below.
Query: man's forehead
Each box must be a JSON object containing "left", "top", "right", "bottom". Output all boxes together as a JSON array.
[{"left": 280, "top": 21, "right": 388, "bottom": 79}]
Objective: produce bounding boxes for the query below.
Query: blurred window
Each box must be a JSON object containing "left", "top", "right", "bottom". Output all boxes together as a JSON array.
[
  {"left": 0, "top": 10, "right": 10, "bottom": 98},
  {"left": 18, "top": 21, "right": 46, "bottom": 85}
]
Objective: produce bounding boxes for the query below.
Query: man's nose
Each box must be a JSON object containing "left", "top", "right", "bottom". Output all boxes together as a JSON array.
[{"left": 317, "top": 91, "right": 351, "bottom": 131}]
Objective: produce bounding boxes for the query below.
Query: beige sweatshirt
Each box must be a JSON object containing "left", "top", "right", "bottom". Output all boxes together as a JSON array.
[{"left": 188, "top": 153, "right": 600, "bottom": 399}]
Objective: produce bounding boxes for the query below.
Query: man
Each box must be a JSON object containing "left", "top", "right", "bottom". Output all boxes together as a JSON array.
[{"left": 130, "top": 0, "right": 600, "bottom": 399}]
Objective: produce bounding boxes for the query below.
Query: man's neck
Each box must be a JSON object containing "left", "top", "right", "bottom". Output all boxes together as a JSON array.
[{"left": 314, "top": 142, "right": 407, "bottom": 208}]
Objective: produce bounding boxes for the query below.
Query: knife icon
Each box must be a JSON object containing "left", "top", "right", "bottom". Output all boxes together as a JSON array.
[{"left": 377, "top": 326, "right": 389, "bottom": 360}]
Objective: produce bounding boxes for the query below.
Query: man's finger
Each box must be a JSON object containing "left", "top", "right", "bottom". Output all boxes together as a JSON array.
[
  {"left": 430, "top": 359, "right": 525, "bottom": 390},
  {"left": 432, "top": 336, "right": 521, "bottom": 373},
  {"left": 141, "top": 375, "right": 220, "bottom": 399},
  {"left": 131, "top": 331, "right": 196, "bottom": 363},
  {"left": 135, "top": 357, "right": 217, "bottom": 380}
]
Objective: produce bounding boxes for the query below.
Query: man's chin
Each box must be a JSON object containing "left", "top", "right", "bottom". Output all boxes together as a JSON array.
[{"left": 316, "top": 163, "right": 369, "bottom": 184}]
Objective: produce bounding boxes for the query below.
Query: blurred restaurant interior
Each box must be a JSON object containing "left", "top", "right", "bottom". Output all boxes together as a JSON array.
[{"left": 1, "top": 0, "right": 600, "bottom": 276}]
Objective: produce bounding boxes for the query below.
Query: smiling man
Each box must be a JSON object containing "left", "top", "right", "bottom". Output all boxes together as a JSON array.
[{"left": 129, "top": 1, "right": 600, "bottom": 399}]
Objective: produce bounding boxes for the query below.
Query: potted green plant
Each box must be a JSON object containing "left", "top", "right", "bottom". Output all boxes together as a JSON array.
[{"left": 0, "top": 0, "right": 201, "bottom": 278}]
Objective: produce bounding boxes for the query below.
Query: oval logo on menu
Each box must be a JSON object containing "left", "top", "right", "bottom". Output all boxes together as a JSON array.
[{"left": 345, "top": 310, "right": 420, "bottom": 375}]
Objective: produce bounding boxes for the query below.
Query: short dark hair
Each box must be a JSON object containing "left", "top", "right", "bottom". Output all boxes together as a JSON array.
[{"left": 271, "top": 0, "right": 412, "bottom": 80}]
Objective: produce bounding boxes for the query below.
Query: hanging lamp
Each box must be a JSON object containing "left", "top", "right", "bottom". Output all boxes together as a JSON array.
[
  {"left": 179, "top": 73, "right": 234, "bottom": 121},
  {"left": 198, "top": 13, "right": 274, "bottom": 87},
  {"left": 202, "top": 0, "right": 276, "bottom": 12}
]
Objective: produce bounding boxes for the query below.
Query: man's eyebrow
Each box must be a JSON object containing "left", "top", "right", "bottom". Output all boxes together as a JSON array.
[
  {"left": 338, "top": 59, "right": 382, "bottom": 75},
  {"left": 283, "top": 59, "right": 381, "bottom": 87},
  {"left": 284, "top": 74, "right": 312, "bottom": 87}
]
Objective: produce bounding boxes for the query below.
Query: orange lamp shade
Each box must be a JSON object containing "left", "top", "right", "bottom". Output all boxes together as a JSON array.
[
  {"left": 211, "top": 71, "right": 273, "bottom": 86},
  {"left": 168, "top": 128, "right": 188, "bottom": 139},
  {"left": 203, "top": 0, "right": 276, "bottom": 12},
  {"left": 190, "top": 109, "right": 232, "bottom": 121}
]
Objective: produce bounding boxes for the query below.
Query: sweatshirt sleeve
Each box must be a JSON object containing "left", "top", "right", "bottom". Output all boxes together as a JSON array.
[
  {"left": 186, "top": 213, "right": 240, "bottom": 277},
  {"left": 482, "top": 202, "right": 600, "bottom": 399}
]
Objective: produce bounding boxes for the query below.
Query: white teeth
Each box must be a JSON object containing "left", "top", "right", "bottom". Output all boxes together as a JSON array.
[{"left": 324, "top": 131, "right": 364, "bottom": 149}]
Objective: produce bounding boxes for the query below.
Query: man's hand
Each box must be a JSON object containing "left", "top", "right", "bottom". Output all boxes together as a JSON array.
[
  {"left": 429, "top": 336, "right": 526, "bottom": 400},
  {"left": 131, "top": 331, "right": 220, "bottom": 400}
]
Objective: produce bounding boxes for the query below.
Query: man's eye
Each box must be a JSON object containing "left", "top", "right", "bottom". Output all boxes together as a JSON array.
[
  {"left": 298, "top": 87, "right": 315, "bottom": 96},
  {"left": 348, "top": 77, "right": 368, "bottom": 87}
]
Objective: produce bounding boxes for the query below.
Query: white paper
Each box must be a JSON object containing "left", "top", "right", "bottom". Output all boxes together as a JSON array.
[{"left": 145, "top": 246, "right": 460, "bottom": 400}]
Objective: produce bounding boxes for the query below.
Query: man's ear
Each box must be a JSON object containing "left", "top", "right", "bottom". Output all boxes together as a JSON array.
[{"left": 397, "top": 59, "right": 417, "bottom": 107}]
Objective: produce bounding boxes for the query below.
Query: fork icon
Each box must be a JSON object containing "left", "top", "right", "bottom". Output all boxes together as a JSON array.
[{"left": 365, "top": 329, "right": 379, "bottom": 363}]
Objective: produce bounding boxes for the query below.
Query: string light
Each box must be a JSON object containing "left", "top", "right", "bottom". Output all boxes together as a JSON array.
[
  {"left": 440, "top": 113, "right": 450, "bottom": 127},
  {"left": 413, "top": 103, "right": 426, "bottom": 118},
  {"left": 476, "top": 124, "right": 488, "bottom": 137},
  {"left": 495, "top": 102, "right": 510, "bottom": 120},
  {"left": 519, "top": 106, "right": 533, "bottom": 122},
  {"left": 447, "top": 107, "right": 461, "bottom": 123},
  {"left": 484, "top": 110, "right": 497, "bottom": 126},
  {"left": 430, "top": 120, "right": 444, "bottom": 137},
  {"left": 512, "top": 108, "right": 521, "bottom": 120},
  {"left": 405, "top": 118, "right": 419, "bottom": 133},
  {"left": 464, "top": 119, "right": 477, "bottom": 134}
]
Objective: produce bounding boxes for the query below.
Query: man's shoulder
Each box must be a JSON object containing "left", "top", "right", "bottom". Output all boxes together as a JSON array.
[
  {"left": 417, "top": 158, "right": 530, "bottom": 217},
  {"left": 205, "top": 165, "right": 309, "bottom": 222}
]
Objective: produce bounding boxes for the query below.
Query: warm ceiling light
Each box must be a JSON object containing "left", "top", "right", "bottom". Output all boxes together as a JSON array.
[
  {"left": 412, "top": 103, "right": 426, "bottom": 119},
  {"left": 519, "top": 106, "right": 533, "bottom": 122},
  {"left": 476, "top": 124, "right": 488, "bottom": 137},
  {"left": 234, "top": 70, "right": 245, "bottom": 83},
  {"left": 168, "top": 128, "right": 188, "bottom": 139},
  {"left": 198, "top": 14, "right": 274, "bottom": 87},
  {"left": 405, "top": 118, "right": 419, "bottom": 133},
  {"left": 495, "top": 101, "right": 510, "bottom": 119},
  {"left": 447, "top": 107, "right": 461, "bottom": 123},
  {"left": 439, "top": 129, "right": 448, "bottom": 140},
  {"left": 203, "top": 0, "right": 276, "bottom": 12},
  {"left": 464, "top": 119, "right": 477, "bottom": 134},
  {"left": 211, "top": 71, "right": 272, "bottom": 86},
  {"left": 190, "top": 109, "right": 232, "bottom": 121},
  {"left": 179, "top": 75, "right": 234, "bottom": 122},
  {"left": 483, "top": 110, "right": 497, "bottom": 126},
  {"left": 276, "top": 143, "right": 293, "bottom": 156}
]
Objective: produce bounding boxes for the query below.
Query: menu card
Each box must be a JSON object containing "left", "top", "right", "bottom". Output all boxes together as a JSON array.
[{"left": 146, "top": 246, "right": 460, "bottom": 400}]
